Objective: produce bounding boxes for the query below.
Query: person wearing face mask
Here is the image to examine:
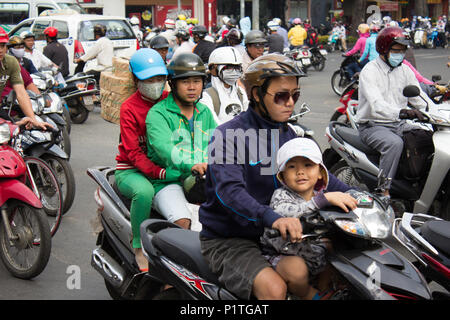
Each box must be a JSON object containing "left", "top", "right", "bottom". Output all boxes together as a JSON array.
[
  {"left": 145, "top": 52, "right": 217, "bottom": 231},
  {"left": 200, "top": 47, "right": 248, "bottom": 124},
  {"left": 114, "top": 48, "right": 169, "bottom": 272},
  {"left": 7, "top": 36, "right": 38, "bottom": 75},
  {"left": 356, "top": 27, "right": 435, "bottom": 198}
]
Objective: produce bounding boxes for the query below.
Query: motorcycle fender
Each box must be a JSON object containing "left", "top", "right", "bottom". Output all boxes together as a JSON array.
[
  {"left": 0, "top": 179, "right": 42, "bottom": 208},
  {"left": 45, "top": 144, "right": 69, "bottom": 159}
]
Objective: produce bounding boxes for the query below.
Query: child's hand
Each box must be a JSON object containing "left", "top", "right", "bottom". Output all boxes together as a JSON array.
[{"left": 324, "top": 192, "right": 358, "bottom": 213}]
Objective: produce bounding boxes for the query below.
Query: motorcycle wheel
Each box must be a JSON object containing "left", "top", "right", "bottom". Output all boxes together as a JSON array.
[
  {"left": 57, "top": 127, "right": 71, "bottom": 159},
  {"left": 24, "top": 157, "right": 63, "bottom": 237},
  {"left": 330, "top": 110, "right": 349, "bottom": 124},
  {"left": 331, "top": 70, "right": 347, "bottom": 96},
  {"left": 62, "top": 105, "right": 72, "bottom": 134},
  {"left": 69, "top": 100, "right": 89, "bottom": 124},
  {"left": 42, "top": 156, "right": 76, "bottom": 215},
  {"left": 313, "top": 57, "right": 326, "bottom": 71},
  {"left": 330, "top": 160, "right": 369, "bottom": 191},
  {"left": 0, "top": 200, "right": 51, "bottom": 279}
]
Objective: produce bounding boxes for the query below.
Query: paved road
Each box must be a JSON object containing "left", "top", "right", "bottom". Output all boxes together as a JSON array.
[{"left": 0, "top": 48, "right": 448, "bottom": 299}]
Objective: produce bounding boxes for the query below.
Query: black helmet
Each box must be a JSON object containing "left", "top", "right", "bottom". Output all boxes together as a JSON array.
[
  {"left": 149, "top": 35, "right": 169, "bottom": 49},
  {"left": 192, "top": 25, "right": 208, "bottom": 38},
  {"left": 93, "top": 24, "right": 107, "bottom": 37},
  {"left": 175, "top": 28, "right": 190, "bottom": 41},
  {"left": 227, "top": 18, "right": 237, "bottom": 28},
  {"left": 167, "top": 52, "right": 206, "bottom": 80},
  {"left": 244, "top": 30, "right": 268, "bottom": 45}
]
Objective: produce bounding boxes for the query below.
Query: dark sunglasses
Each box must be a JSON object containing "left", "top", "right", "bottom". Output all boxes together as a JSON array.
[
  {"left": 266, "top": 90, "right": 300, "bottom": 105},
  {"left": 221, "top": 64, "right": 242, "bottom": 72},
  {"left": 250, "top": 43, "right": 265, "bottom": 49}
]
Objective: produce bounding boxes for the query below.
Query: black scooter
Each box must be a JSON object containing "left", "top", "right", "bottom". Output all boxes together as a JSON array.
[{"left": 138, "top": 190, "right": 433, "bottom": 300}]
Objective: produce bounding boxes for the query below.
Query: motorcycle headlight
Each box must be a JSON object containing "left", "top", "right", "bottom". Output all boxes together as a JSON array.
[
  {"left": 335, "top": 219, "right": 369, "bottom": 237},
  {"left": 29, "top": 130, "right": 52, "bottom": 143},
  {"left": 0, "top": 123, "right": 11, "bottom": 144},
  {"left": 353, "top": 199, "right": 395, "bottom": 239}
]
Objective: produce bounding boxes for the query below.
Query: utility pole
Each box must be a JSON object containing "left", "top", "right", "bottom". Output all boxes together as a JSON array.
[{"left": 252, "top": 0, "right": 259, "bottom": 29}]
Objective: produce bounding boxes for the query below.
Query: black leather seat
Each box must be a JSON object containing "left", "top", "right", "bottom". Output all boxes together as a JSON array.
[
  {"left": 152, "top": 228, "right": 221, "bottom": 285},
  {"left": 421, "top": 220, "right": 450, "bottom": 257},
  {"left": 335, "top": 126, "right": 379, "bottom": 155}
]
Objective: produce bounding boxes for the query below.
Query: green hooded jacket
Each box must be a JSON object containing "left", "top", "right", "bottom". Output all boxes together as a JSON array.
[{"left": 145, "top": 93, "right": 218, "bottom": 193}]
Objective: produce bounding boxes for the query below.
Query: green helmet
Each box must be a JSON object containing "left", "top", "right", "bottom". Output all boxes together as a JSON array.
[{"left": 167, "top": 52, "right": 206, "bottom": 80}]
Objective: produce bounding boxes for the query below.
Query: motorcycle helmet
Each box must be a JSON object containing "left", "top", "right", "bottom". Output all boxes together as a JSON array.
[
  {"left": 130, "top": 16, "right": 140, "bottom": 26},
  {"left": 149, "top": 35, "right": 169, "bottom": 49},
  {"left": 226, "top": 28, "right": 243, "bottom": 45},
  {"left": 44, "top": 26, "right": 58, "bottom": 38},
  {"left": 183, "top": 174, "right": 206, "bottom": 204},
  {"left": 376, "top": 26, "right": 411, "bottom": 55},
  {"left": 0, "top": 26, "right": 9, "bottom": 44},
  {"left": 208, "top": 46, "right": 242, "bottom": 68},
  {"left": 175, "top": 19, "right": 188, "bottom": 30},
  {"left": 293, "top": 18, "right": 302, "bottom": 25},
  {"left": 192, "top": 25, "right": 208, "bottom": 38},
  {"left": 164, "top": 18, "right": 175, "bottom": 29},
  {"left": 175, "top": 28, "right": 190, "bottom": 41},
  {"left": 177, "top": 14, "right": 186, "bottom": 21},
  {"left": 167, "top": 52, "right": 206, "bottom": 80},
  {"left": 129, "top": 48, "right": 168, "bottom": 80},
  {"left": 241, "top": 53, "right": 305, "bottom": 122},
  {"left": 357, "top": 23, "right": 370, "bottom": 34},
  {"left": 244, "top": 30, "right": 268, "bottom": 46},
  {"left": 7, "top": 35, "right": 24, "bottom": 48},
  {"left": 267, "top": 20, "right": 279, "bottom": 32},
  {"left": 20, "top": 31, "right": 35, "bottom": 40},
  {"left": 273, "top": 18, "right": 282, "bottom": 26}
]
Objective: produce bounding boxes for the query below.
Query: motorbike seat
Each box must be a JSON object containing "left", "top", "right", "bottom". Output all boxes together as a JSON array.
[
  {"left": 152, "top": 228, "right": 221, "bottom": 285},
  {"left": 335, "top": 126, "right": 379, "bottom": 155},
  {"left": 421, "top": 220, "right": 450, "bottom": 257}
]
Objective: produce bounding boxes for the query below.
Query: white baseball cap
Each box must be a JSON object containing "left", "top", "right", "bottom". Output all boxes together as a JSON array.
[{"left": 276, "top": 138, "right": 329, "bottom": 191}]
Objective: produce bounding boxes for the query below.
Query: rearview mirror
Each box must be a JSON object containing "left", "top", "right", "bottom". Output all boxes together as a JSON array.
[
  {"left": 403, "top": 85, "right": 420, "bottom": 98},
  {"left": 431, "top": 75, "right": 441, "bottom": 82}
]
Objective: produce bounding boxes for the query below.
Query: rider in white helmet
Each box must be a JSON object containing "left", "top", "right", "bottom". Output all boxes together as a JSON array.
[
  {"left": 130, "top": 16, "right": 143, "bottom": 45},
  {"left": 160, "top": 18, "right": 177, "bottom": 55},
  {"left": 199, "top": 46, "right": 248, "bottom": 124}
]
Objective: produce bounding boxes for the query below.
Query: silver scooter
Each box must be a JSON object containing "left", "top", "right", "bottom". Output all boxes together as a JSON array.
[{"left": 323, "top": 85, "right": 450, "bottom": 220}]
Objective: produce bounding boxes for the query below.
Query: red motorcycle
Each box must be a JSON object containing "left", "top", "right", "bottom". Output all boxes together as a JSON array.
[{"left": 0, "top": 118, "right": 51, "bottom": 279}]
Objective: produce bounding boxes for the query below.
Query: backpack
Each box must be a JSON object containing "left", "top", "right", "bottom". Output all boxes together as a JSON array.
[
  {"left": 206, "top": 86, "right": 244, "bottom": 116},
  {"left": 306, "top": 29, "right": 318, "bottom": 47},
  {"left": 399, "top": 129, "right": 434, "bottom": 180}
]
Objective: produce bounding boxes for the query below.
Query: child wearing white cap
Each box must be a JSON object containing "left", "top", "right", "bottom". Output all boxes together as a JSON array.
[{"left": 260, "top": 137, "right": 357, "bottom": 299}]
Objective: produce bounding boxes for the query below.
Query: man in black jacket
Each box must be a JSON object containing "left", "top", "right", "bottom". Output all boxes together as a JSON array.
[
  {"left": 192, "top": 25, "right": 216, "bottom": 64},
  {"left": 43, "top": 26, "right": 69, "bottom": 77}
]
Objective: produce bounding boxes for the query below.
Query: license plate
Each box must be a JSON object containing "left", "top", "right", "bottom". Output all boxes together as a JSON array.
[
  {"left": 83, "top": 95, "right": 94, "bottom": 106},
  {"left": 302, "top": 58, "right": 311, "bottom": 65},
  {"left": 320, "top": 49, "right": 328, "bottom": 55}
]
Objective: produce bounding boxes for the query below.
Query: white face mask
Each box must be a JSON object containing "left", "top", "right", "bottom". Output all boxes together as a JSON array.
[
  {"left": 137, "top": 81, "right": 165, "bottom": 101},
  {"left": 10, "top": 48, "right": 25, "bottom": 59},
  {"left": 219, "top": 67, "right": 242, "bottom": 86}
]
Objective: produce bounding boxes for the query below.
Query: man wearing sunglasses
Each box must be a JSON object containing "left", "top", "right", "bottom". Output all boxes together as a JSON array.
[
  {"left": 242, "top": 30, "right": 267, "bottom": 72},
  {"left": 199, "top": 53, "right": 351, "bottom": 300}
]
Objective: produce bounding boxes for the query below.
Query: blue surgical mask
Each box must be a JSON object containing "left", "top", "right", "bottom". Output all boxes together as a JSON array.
[{"left": 388, "top": 52, "right": 405, "bottom": 67}]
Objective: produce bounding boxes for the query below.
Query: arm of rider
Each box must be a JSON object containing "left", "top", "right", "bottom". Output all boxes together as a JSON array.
[
  {"left": 26, "top": 82, "right": 40, "bottom": 96},
  {"left": 12, "top": 83, "right": 52, "bottom": 130},
  {"left": 399, "top": 108, "right": 427, "bottom": 121},
  {"left": 272, "top": 217, "right": 303, "bottom": 243},
  {"left": 324, "top": 192, "right": 358, "bottom": 213}
]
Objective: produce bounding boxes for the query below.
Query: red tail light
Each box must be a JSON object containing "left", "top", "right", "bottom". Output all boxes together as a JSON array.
[
  {"left": 421, "top": 253, "right": 450, "bottom": 279},
  {"left": 87, "top": 83, "right": 95, "bottom": 90},
  {"left": 136, "top": 39, "right": 140, "bottom": 50},
  {"left": 74, "top": 40, "right": 85, "bottom": 59}
]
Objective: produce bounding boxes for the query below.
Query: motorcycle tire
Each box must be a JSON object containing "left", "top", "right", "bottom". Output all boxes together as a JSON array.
[
  {"left": 0, "top": 200, "right": 51, "bottom": 279},
  {"left": 42, "top": 155, "right": 76, "bottom": 215},
  {"left": 330, "top": 160, "right": 369, "bottom": 191},
  {"left": 24, "top": 157, "right": 63, "bottom": 237},
  {"left": 69, "top": 100, "right": 89, "bottom": 124},
  {"left": 331, "top": 70, "right": 346, "bottom": 96},
  {"left": 62, "top": 105, "right": 72, "bottom": 134},
  {"left": 313, "top": 57, "right": 326, "bottom": 71},
  {"left": 58, "top": 127, "right": 71, "bottom": 159}
]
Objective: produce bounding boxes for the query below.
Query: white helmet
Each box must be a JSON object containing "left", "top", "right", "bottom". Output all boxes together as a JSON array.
[
  {"left": 175, "top": 19, "right": 188, "bottom": 30},
  {"left": 130, "top": 16, "right": 139, "bottom": 25},
  {"left": 164, "top": 18, "right": 175, "bottom": 29},
  {"left": 208, "top": 46, "right": 242, "bottom": 67},
  {"left": 273, "top": 18, "right": 282, "bottom": 26},
  {"left": 267, "top": 20, "right": 279, "bottom": 31},
  {"left": 223, "top": 16, "right": 230, "bottom": 25}
]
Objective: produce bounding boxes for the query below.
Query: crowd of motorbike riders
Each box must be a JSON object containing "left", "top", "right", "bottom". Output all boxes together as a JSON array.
[{"left": 1, "top": 11, "right": 449, "bottom": 300}]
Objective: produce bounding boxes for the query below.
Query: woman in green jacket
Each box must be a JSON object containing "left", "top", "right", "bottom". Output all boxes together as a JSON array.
[{"left": 146, "top": 52, "right": 217, "bottom": 229}]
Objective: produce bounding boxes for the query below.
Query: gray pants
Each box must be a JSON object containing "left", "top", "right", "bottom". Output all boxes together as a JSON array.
[{"left": 358, "top": 121, "right": 417, "bottom": 190}]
